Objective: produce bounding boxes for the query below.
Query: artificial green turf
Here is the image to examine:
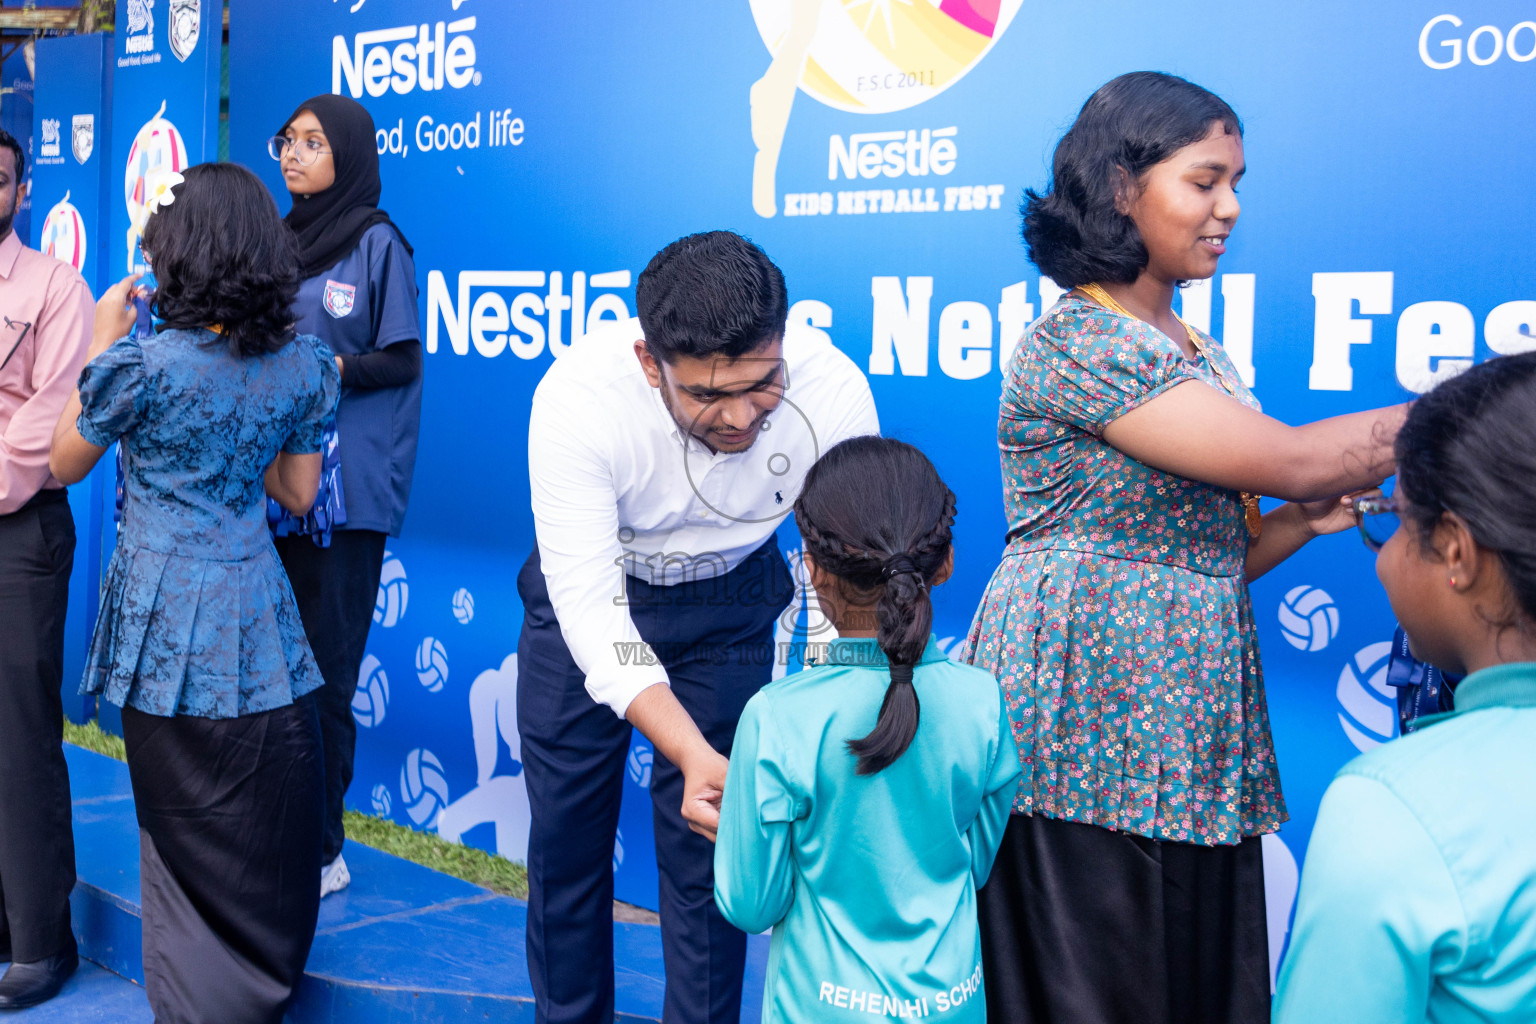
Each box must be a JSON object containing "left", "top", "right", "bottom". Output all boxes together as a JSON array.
[{"left": 62, "top": 717, "right": 528, "bottom": 899}]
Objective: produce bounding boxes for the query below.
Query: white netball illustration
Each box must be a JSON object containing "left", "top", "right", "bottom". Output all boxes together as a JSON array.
[
  {"left": 351, "top": 653, "right": 389, "bottom": 728},
  {"left": 451, "top": 586, "right": 475, "bottom": 624},
  {"left": 122, "top": 101, "right": 189, "bottom": 271},
  {"left": 436, "top": 654, "right": 531, "bottom": 862},
  {"left": 374, "top": 551, "right": 409, "bottom": 626},
  {"left": 415, "top": 636, "right": 449, "bottom": 692},
  {"left": 1336, "top": 641, "right": 1399, "bottom": 751},
  {"left": 400, "top": 748, "right": 450, "bottom": 828},
  {"left": 1277, "top": 585, "right": 1340, "bottom": 652},
  {"left": 40, "top": 192, "right": 88, "bottom": 273}
]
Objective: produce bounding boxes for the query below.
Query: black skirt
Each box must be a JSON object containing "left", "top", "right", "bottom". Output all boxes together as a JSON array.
[
  {"left": 979, "top": 814, "right": 1271, "bottom": 1024},
  {"left": 122, "top": 698, "right": 324, "bottom": 1024}
]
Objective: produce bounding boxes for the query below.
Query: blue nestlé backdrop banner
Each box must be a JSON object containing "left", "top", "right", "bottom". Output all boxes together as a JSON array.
[
  {"left": 32, "top": 31, "right": 115, "bottom": 716},
  {"left": 228, "top": 0, "right": 1536, "bottom": 974}
]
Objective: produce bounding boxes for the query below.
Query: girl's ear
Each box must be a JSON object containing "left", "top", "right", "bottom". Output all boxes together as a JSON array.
[
  {"left": 803, "top": 550, "right": 831, "bottom": 593},
  {"left": 930, "top": 546, "right": 955, "bottom": 588},
  {"left": 1438, "top": 512, "right": 1478, "bottom": 592},
  {"left": 1112, "top": 164, "right": 1136, "bottom": 217}
]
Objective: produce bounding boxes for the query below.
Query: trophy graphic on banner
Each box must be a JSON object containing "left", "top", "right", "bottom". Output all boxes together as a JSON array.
[{"left": 123, "top": 100, "right": 188, "bottom": 273}]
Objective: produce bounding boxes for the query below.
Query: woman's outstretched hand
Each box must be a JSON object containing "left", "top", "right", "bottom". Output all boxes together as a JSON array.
[
  {"left": 91, "top": 274, "right": 144, "bottom": 358},
  {"left": 1298, "top": 489, "right": 1380, "bottom": 538}
]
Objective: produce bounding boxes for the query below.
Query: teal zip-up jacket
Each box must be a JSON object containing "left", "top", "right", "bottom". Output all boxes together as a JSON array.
[
  {"left": 1276, "top": 661, "right": 1536, "bottom": 1023},
  {"left": 715, "top": 636, "right": 1021, "bottom": 1024}
]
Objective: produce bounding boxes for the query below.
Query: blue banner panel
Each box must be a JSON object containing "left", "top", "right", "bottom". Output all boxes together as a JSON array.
[
  {"left": 33, "top": 33, "right": 113, "bottom": 295},
  {"left": 228, "top": 0, "right": 1536, "bottom": 967},
  {"left": 33, "top": 33, "right": 116, "bottom": 721},
  {"left": 109, "top": 0, "right": 223, "bottom": 280}
]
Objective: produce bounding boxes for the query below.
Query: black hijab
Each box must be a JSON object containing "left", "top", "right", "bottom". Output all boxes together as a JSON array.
[{"left": 280, "top": 94, "right": 412, "bottom": 278}]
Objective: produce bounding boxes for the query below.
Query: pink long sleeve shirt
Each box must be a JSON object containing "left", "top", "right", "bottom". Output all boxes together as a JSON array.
[{"left": 0, "top": 229, "right": 94, "bottom": 514}]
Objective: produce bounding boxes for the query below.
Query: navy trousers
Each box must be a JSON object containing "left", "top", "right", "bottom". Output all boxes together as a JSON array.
[{"left": 517, "top": 539, "right": 793, "bottom": 1024}]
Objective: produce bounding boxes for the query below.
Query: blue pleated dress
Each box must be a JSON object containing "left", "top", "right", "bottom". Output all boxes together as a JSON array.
[{"left": 78, "top": 328, "right": 340, "bottom": 719}]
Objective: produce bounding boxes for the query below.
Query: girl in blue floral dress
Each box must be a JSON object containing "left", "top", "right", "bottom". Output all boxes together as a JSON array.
[
  {"left": 961, "top": 72, "right": 1411, "bottom": 1023},
  {"left": 49, "top": 163, "right": 338, "bottom": 1024}
]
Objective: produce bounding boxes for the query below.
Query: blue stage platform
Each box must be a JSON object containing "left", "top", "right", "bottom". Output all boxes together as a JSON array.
[{"left": 62, "top": 744, "right": 768, "bottom": 1023}]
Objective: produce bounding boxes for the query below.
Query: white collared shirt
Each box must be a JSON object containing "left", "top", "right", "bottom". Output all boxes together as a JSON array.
[{"left": 527, "top": 317, "right": 879, "bottom": 717}]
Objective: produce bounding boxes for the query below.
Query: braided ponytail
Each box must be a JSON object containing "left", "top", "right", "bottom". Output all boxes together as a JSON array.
[{"left": 794, "top": 437, "right": 957, "bottom": 775}]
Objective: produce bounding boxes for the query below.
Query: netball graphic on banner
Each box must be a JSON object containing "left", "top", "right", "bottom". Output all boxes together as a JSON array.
[{"left": 226, "top": 0, "right": 1536, "bottom": 936}]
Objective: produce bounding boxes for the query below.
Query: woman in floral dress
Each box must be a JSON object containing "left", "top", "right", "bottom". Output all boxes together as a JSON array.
[{"left": 962, "top": 72, "right": 1410, "bottom": 1023}]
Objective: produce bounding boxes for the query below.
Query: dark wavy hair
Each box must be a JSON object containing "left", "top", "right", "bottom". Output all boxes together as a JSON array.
[
  {"left": 794, "top": 437, "right": 957, "bottom": 776},
  {"left": 141, "top": 162, "right": 301, "bottom": 357},
  {"left": 1022, "top": 71, "right": 1242, "bottom": 289},
  {"left": 636, "top": 231, "right": 788, "bottom": 363},
  {"left": 1396, "top": 351, "right": 1536, "bottom": 629}
]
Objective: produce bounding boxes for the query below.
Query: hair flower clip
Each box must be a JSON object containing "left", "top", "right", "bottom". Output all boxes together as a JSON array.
[{"left": 145, "top": 170, "right": 186, "bottom": 217}]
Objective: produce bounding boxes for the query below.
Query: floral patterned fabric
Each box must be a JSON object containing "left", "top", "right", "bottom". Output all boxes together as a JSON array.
[
  {"left": 78, "top": 329, "right": 340, "bottom": 719},
  {"left": 959, "top": 294, "right": 1286, "bottom": 846}
]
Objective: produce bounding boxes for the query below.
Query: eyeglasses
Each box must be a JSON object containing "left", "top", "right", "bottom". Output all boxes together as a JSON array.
[
  {"left": 267, "top": 135, "right": 331, "bottom": 166},
  {"left": 0, "top": 315, "right": 32, "bottom": 374},
  {"left": 1357, "top": 495, "right": 1402, "bottom": 552}
]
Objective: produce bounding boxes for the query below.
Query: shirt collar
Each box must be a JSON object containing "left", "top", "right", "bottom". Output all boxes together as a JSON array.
[
  {"left": 823, "top": 635, "right": 949, "bottom": 668},
  {"left": 0, "top": 230, "right": 22, "bottom": 280},
  {"left": 1448, "top": 661, "right": 1536, "bottom": 715},
  {"left": 1417, "top": 661, "right": 1536, "bottom": 729}
]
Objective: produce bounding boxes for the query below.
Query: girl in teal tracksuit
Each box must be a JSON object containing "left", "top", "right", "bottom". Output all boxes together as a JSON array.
[{"left": 715, "top": 436, "right": 1020, "bottom": 1024}]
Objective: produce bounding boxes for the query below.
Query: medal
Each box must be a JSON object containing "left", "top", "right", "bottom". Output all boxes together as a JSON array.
[{"left": 1077, "top": 283, "right": 1263, "bottom": 540}]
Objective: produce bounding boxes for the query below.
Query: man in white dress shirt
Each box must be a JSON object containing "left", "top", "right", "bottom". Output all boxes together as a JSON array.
[{"left": 519, "top": 231, "right": 878, "bottom": 1024}]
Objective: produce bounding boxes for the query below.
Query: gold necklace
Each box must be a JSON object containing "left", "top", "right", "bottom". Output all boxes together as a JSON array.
[{"left": 1076, "top": 283, "right": 1263, "bottom": 540}]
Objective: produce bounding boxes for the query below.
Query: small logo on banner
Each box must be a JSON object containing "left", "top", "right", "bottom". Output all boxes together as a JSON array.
[
  {"left": 71, "top": 115, "right": 94, "bottom": 164},
  {"left": 126, "top": 0, "right": 156, "bottom": 55},
  {"left": 324, "top": 280, "right": 356, "bottom": 318},
  {"left": 168, "top": 0, "right": 200, "bottom": 62},
  {"left": 746, "top": 0, "right": 1024, "bottom": 217},
  {"left": 370, "top": 783, "right": 392, "bottom": 817},
  {"left": 40, "top": 119, "right": 60, "bottom": 158}
]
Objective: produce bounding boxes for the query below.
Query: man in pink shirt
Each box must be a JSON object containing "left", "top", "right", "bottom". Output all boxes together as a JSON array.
[{"left": 0, "top": 127, "right": 95, "bottom": 1010}]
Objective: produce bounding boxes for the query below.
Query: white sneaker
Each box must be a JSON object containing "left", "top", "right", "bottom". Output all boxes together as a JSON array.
[{"left": 320, "top": 854, "right": 351, "bottom": 898}]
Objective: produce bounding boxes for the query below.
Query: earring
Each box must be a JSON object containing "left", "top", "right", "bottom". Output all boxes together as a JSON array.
[{"left": 1449, "top": 577, "right": 1457, "bottom": 588}]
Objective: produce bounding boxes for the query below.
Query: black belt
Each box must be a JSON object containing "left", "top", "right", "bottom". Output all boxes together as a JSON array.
[{"left": 3, "top": 486, "right": 68, "bottom": 517}]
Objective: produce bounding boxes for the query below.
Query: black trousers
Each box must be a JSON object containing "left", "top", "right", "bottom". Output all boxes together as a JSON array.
[
  {"left": 979, "top": 813, "right": 1271, "bottom": 1024},
  {"left": 0, "top": 489, "right": 77, "bottom": 964},
  {"left": 517, "top": 539, "right": 793, "bottom": 1024},
  {"left": 275, "top": 529, "right": 387, "bottom": 862},
  {"left": 123, "top": 699, "right": 324, "bottom": 1024}
]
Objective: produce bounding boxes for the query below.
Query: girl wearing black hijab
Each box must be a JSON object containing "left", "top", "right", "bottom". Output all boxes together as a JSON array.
[{"left": 269, "top": 94, "right": 422, "bottom": 898}]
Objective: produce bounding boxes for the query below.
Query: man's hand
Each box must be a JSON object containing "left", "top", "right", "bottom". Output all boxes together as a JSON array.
[
  {"left": 625, "top": 681, "right": 729, "bottom": 842},
  {"left": 680, "top": 746, "right": 728, "bottom": 841}
]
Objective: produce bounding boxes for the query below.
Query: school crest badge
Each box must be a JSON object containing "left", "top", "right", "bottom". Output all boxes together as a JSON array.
[
  {"left": 323, "top": 280, "right": 356, "bottom": 319},
  {"left": 169, "top": 0, "right": 200, "bottom": 62},
  {"left": 71, "top": 115, "right": 94, "bottom": 164}
]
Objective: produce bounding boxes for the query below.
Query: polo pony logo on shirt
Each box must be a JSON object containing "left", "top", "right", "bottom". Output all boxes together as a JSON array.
[{"left": 323, "top": 280, "right": 356, "bottom": 319}]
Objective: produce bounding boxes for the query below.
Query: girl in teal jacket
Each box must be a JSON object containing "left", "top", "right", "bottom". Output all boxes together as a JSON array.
[{"left": 714, "top": 436, "right": 1020, "bottom": 1024}]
